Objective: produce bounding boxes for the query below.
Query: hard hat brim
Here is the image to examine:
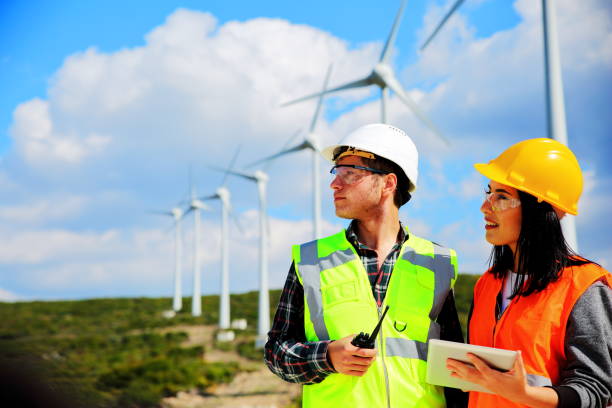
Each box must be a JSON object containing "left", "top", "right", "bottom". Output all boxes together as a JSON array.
[{"left": 320, "top": 144, "right": 340, "bottom": 163}]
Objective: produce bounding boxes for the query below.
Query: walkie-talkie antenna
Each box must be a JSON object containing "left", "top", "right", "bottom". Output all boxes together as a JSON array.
[
  {"left": 370, "top": 305, "right": 390, "bottom": 341},
  {"left": 351, "top": 305, "right": 390, "bottom": 349}
]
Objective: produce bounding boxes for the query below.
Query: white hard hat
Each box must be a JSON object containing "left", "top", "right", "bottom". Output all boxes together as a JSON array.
[{"left": 321, "top": 123, "right": 419, "bottom": 192}]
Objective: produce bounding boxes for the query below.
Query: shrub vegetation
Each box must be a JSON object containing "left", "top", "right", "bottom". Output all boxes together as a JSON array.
[{"left": 0, "top": 276, "right": 476, "bottom": 407}]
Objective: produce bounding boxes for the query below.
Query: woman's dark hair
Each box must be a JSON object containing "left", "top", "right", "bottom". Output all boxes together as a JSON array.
[{"left": 489, "top": 190, "right": 594, "bottom": 298}]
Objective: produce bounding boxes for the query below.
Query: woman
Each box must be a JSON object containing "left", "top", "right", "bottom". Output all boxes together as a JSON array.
[{"left": 446, "top": 138, "right": 611, "bottom": 408}]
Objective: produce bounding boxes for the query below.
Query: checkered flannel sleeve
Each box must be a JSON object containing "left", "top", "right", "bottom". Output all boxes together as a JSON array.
[{"left": 264, "top": 262, "right": 336, "bottom": 384}]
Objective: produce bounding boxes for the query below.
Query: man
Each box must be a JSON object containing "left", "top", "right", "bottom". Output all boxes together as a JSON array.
[{"left": 264, "top": 123, "right": 466, "bottom": 407}]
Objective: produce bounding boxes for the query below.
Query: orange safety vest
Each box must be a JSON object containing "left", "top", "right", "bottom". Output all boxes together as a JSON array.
[{"left": 468, "top": 262, "right": 611, "bottom": 408}]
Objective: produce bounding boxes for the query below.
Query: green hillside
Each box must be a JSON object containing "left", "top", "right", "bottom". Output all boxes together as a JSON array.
[{"left": 0, "top": 274, "right": 478, "bottom": 407}]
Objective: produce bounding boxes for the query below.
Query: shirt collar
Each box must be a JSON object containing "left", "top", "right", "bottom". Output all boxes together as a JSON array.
[{"left": 346, "top": 220, "right": 408, "bottom": 250}]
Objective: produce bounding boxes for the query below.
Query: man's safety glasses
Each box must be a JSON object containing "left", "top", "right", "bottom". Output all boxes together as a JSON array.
[
  {"left": 484, "top": 190, "right": 521, "bottom": 212},
  {"left": 330, "top": 164, "right": 389, "bottom": 185}
]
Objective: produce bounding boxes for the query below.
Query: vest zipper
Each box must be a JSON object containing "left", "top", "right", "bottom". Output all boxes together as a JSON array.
[
  {"left": 378, "top": 305, "right": 392, "bottom": 408},
  {"left": 346, "top": 241, "right": 395, "bottom": 407}
]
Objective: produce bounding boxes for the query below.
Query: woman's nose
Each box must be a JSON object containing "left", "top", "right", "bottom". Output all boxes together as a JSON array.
[{"left": 480, "top": 199, "right": 492, "bottom": 214}]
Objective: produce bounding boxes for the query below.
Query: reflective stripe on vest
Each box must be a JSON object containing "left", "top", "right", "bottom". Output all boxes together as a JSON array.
[
  {"left": 402, "top": 244, "right": 455, "bottom": 320},
  {"left": 386, "top": 337, "right": 428, "bottom": 360},
  {"left": 298, "top": 239, "right": 356, "bottom": 341},
  {"left": 526, "top": 374, "right": 552, "bottom": 387}
]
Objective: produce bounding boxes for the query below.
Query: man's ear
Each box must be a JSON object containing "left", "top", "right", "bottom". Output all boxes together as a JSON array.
[{"left": 384, "top": 173, "right": 398, "bottom": 194}]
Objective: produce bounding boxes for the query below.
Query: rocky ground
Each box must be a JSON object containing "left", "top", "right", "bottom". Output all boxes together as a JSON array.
[{"left": 159, "top": 325, "right": 301, "bottom": 408}]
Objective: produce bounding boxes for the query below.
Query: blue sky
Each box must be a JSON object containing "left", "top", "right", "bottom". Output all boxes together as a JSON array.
[{"left": 0, "top": 0, "right": 610, "bottom": 301}]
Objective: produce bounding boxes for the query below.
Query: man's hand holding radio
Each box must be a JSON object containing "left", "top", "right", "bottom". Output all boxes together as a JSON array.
[{"left": 328, "top": 335, "right": 377, "bottom": 376}]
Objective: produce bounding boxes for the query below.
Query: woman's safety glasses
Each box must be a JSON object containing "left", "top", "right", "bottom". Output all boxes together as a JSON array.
[
  {"left": 484, "top": 190, "right": 521, "bottom": 212},
  {"left": 330, "top": 164, "right": 389, "bottom": 185}
]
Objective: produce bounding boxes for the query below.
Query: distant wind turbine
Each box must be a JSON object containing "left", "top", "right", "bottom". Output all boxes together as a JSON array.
[
  {"left": 202, "top": 148, "right": 243, "bottom": 330},
  {"left": 184, "top": 186, "right": 209, "bottom": 317},
  {"left": 251, "top": 65, "right": 332, "bottom": 240},
  {"left": 223, "top": 169, "right": 270, "bottom": 348},
  {"left": 419, "top": 0, "right": 578, "bottom": 251},
  {"left": 282, "top": 0, "right": 446, "bottom": 143},
  {"left": 202, "top": 187, "right": 232, "bottom": 329},
  {"left": 151, "top": 207, "right": 184, "bottom": 312}
]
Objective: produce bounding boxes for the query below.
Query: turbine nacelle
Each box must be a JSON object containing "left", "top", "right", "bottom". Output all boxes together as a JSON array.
[
  {"left": 254, "top": 170, "right": 269, "bottom": 184},
  {"left": 170, "top": 208, "right": 183, "bottom": 221},
  {"left": 304, "top": 134, "right": 320, "bottom": 152},
  {"left": 215, "top": 186, "right": 231, "bottom": 207},
  {"left": 190, "top": 199, "right": 208, "bottom": 211},
  {"left": 368, "top": 62, "right": 395, "bottom": 88},
  {"left": 372, "top": 63, "right": 395, "bottom": 88}
]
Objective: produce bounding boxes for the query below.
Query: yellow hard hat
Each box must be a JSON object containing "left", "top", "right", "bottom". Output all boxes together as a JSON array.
[{"left": 474, "top": 138, "right": 583, "bottom": 215}]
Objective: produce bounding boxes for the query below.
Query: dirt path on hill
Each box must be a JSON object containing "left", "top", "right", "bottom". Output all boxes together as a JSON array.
[{"left": 160, "top": 325, "right": 301, "bottom": 408}]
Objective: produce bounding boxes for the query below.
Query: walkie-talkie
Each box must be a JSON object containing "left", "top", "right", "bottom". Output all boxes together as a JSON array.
[{"left": 351, "top": 306, "right": 390, "bottom": 349}]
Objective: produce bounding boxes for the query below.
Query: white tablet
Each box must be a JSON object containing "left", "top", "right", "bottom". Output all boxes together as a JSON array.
[{"left": 426, "top": 339, "right": 517, "bottom": 394}]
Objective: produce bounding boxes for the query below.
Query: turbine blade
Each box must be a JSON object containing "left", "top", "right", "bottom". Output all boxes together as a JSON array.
[
  {"left": 420, "top": 0, "right": 466, "bottom": 51},
  {"left": 163, "top": 223, "right": 176, "bottom": 236},
  {"left": 229, "top": 208, "right": 245, "bottom": 234},
  {"left": 247, "top": 141, "right": 312, "bottom": 168},
  {"left": 281, "top": 76, "right": 373, "bottom": 107},
  {"left": 211, "top": 166, "right": 256, "bottom": 182},
  {"left": 222, "top": 145, "right": 242, "bottom": 186},
  {"left": 261, "top": 128, "right": 302, "bottom": 172},
  {"left": 380, "top": 0, "right": 407, "bottom": 63},
  {"left": 200, "top": 194, "right": 219, "bottom": 201},
  {"left": 384, "top": 76, "right": 449, "bottom": 145},
  {"left": 148, "top": 210, "right": 173, "bottom": 216},
  {"left": 309, "top": 64, "right": 333, "bottom": 133},
  {"left": 188, "top": 164, "right": 194, "bottom": 199}
]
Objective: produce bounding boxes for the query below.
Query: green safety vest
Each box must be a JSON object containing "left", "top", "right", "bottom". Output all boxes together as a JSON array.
[{"left": 292, "top": 227, "right": 458, "bottom": 408}]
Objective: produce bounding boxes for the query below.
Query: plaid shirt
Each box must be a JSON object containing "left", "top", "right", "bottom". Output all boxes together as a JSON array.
[{"left": 264, "top": 220, "right": 464, "bottom": 386}]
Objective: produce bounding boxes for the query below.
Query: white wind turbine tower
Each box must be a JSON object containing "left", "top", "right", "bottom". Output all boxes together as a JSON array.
[
  {"left": 251, "top": 66, "right": 332, "bottom": 240},
  {"left": 151, "top": 207, "right": 184, "bottom": 312},
  {"left": 184, "top": 186, "right": 209, "bottom": 317},
  {"left": 224, "top": 169, "right": 270, "bottom": 348},
  {"left": 282, "top": 0, "right": 447, "bottom": 143},
  {"left": 202, "top": 187, "right": 232, "bottom": 329},
  {"left": 203, "top": 150, "right": 242, "bottom": 332},
  {"left": 419, "top": 0, "right": 578, "bottom": 251}
]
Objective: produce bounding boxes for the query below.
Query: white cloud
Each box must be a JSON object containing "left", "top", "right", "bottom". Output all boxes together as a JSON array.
[
  {"left": 11, "top": 98, "right": 110, "bottom": 166},
  {"left": 0, "top": 228, "right": 120, "bottom": 265},
  {"left": 0, "top": 195, "right": 89, "bottom": 224},
  {"left": 0, "top": 288, "right": 20, "bottom": 302}
]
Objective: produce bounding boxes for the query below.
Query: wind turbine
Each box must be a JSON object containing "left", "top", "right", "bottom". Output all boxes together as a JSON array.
[
  {"left": 202, "top": 149, "right": 242, "bottom": 331},
  {"left": 151, "top": 207, "right": 184, "bottom": 312},
  {"left": 282, "top": 0, "right": 446, "bottom": 143},
  {"left": 419, "top": 0, "right": 578, "bottom": 251},
  {"left": 251, "top": 66, "right": 332, "bottom": 240},
  {"left": 201, "top": 187, "right": 232, "bottom": 329},
  {"left": 184, "top": 186, "right": 209, "bottom": 317},
  {"left": 223, "top": 169, "right": 270, "bottom": 348}
]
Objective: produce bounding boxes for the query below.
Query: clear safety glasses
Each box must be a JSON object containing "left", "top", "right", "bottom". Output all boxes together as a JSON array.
[
  {"left": 330, "top": 164, "right": 389, "bottom": 185},
  {"left": 484, "top": 190, "right": 521, "bottom": 212}
]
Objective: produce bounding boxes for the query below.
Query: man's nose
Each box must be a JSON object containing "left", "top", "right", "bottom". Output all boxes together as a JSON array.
[{"left": 330, "top": 174, "right": 342, "bottom": 190}]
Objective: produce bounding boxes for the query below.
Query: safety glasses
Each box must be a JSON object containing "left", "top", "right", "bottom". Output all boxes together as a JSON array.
[
  {"left": 484, "top": 190, "right": 521, "bottom": 212},
  {"left": 330, "top": 164, "right": 389, "bottom": 185}
]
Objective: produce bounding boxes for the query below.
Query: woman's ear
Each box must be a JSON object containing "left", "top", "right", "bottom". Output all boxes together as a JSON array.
[{"left": 553, "top": 206, "right": 566, "bottom": 220}]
